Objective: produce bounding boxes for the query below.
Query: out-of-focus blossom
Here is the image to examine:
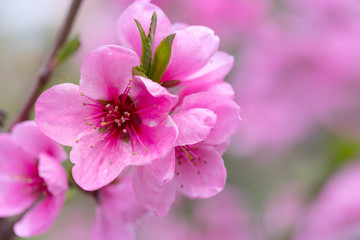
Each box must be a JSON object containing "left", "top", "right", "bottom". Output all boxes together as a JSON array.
[
  {"left": 133, "top": 92, "right": 240, "bottom": 216},
  {"left": 137, "top": 187, "right": 254, "bottom": 240},
  {"left": 35, "top": 45, "right": 178, "bottom": 191},
  {"left": 0, "top": 121, "right": 67, "bottom": 238},
  {"left": 93, "top": 176, "right": 147, "bottom": 240},
  {"left": 231, "top": 0, "right": 360, "bottom": 154},
  {"left": 264, "top": 186, "right": 305, "bottom": 240},
  {"left": 295, "top": 162, "right": 360, "bottom": 240}
]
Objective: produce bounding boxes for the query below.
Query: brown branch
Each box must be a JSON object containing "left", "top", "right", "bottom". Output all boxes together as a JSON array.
[
  {"left": 2, "top": 1, "right": 84, "bottom": 239},
  {"left": 7, "top": 0, "right": 83, "bottom": 131}
]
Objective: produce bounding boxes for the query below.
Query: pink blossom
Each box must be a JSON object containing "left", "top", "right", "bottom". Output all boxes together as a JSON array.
[
  {"left": 137, "top": 187, "right": 254, "bottom": 240},
  {"left": 132, "top": 92, "right": 241, "bottom": 216},
  {"left": 0, "top": 121, "right": 67, "bottom": 238},
  {"left": 35, "top": 45, "right": 178, "bottom": 191},
  {"left": 93, "top": 176, "right": 148, "bottom": 240},
  {"left": 295, "top": 162, "right": 360, "bottom": 240},
  {"left": 117, "top": 1, "right": 229, "bottom": 88}
]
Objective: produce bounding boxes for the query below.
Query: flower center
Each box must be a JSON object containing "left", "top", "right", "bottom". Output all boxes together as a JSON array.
[{"left": 79, "top": 79, "right": 150, "bottom": 155}]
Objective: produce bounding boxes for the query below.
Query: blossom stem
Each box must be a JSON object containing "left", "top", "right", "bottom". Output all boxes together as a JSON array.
[{"left": 7, "top": 0, "right": 83, "bottom": 131}]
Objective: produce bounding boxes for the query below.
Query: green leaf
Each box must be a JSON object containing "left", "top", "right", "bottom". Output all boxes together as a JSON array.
[
  {"left": 56, "top": 35, "right": 81, "bottom": 64},
  {"left": 134, "top": 19, "right": 148, "bottom": 65},
  {"left": 148, "top": 33, "right": 176, "bottom": 83},
  {"left": 134, "top": 12, "right": 157, "bottom": 74},
  {"left": 132, "top": 66, "right": 147, "bottom": 77}
]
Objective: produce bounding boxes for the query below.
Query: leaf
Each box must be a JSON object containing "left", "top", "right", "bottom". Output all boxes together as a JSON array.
[
  {"left": 148, "top": 33, "right": 176, "bottom": 83},
  {"left": 56, "top": 35, "right": 81, "bottom": 64},
  {"left": 134, "top": 12, "right": 157, "bottom": 74},
  {"left": 132, "top": 66, "right": 147, "bottom": 77}
]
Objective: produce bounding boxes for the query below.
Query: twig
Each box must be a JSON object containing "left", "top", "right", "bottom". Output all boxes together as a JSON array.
[
  {"left": 7, "top": 0, "right": 83, "bottom": 131},
  {"left": 2, "top": 1, "right": 83, "bottom": 239}
]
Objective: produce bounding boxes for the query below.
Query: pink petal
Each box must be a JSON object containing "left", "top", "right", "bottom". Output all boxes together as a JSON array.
[
  {"left": 0, "top": 134, "right": 36, "bottom": 176},
  {"left": 181, "top": 92, "right": 241, "bottom": 145},
  {"left": 132, "top": 149, "right": 177, "bottom": 216},
  {"left": 80, "top": 45, "right": 140, "bottom": 101},
  {"left": 38, "top": 153, "right": 68, "bottom": 196},
  {"left": 14, "top": 195, "right": 65, "bottom": 238},
  {"left": 12, "top": 121, "right": 67, "bottom": 162},
  {"left": 172, "top": 108, "right": 217, "bottom": 146},
  {"left": 182, "top": 51, "right": 234, "bottom": 84},
  {"left": 162, "top": 26, "right": 220, "bottom": 81},
  {"left": 116, "top": 2, "right": 172, "bottom": 57},
  {"left": 93, "top": 177, "right": 146, "bottom": 240},
  {"left": 0, "top": 182, "right": 37, "bottom": 217},
  {"left": 70, "top": 132, "right": 130, "bottom": 191},
  {"left": 35, "top": 83, "right": 94, "bottom": 146},
  {"left": 176, "top": 144, "right": 226, "bottom": 198},
  {"left": 130, "top": 117, "right": 178, "bottom": 165},
  {"left": 132, "top": 76, "right": 178, "bottom": 127}
]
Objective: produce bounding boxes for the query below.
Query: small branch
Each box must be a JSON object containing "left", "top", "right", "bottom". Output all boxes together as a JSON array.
[{"left": 7, "top": 0, "right": 83, "bottom": 131}]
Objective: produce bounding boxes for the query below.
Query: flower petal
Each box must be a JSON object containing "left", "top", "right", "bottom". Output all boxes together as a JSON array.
[
  {"left": 93, "top": 177, "right": 146, "bottom": 240},
  {"left": 176, "top": 144, "right": 226, "bottom": 198},
  {"left": 12, "top": 121, "right": 67, "bottom": 162},
  {"left": 131, "top": 117, "right": 178, "bottom": 165},
  {"left": 116, "top": 2, "right": 172, "bottom": 57},
  {"left": 182, "top": 51, "right": 234, "bottom": 84},
  {"left": 38, "top": 153, "right": 68, "bottom": 196},
  {"left": 132, "top": 149, "right": 177, "bottom": 216},
  {"left": 14, "top": 195, "right": 65, "bottom": 238},
  {"left": 80, "top": 45, "right": 140, "bottom": 100},
  {"left": 35, "top": 83, "right": 94, "bottom": 146},
  {"left": 181, "top": 92, "right": 241, "bottom": 145},
  {"left": 172, "top": 108, "right": 217, "bottom": 146},
  {"left": 132, "top": 76, "right": 178, "bottom": 127},
  {"left": 162, "top": 26, "right": 220, "bottom": 81},
  {"left": 70, "top": 133, "right": 130, "bottom": 191}
]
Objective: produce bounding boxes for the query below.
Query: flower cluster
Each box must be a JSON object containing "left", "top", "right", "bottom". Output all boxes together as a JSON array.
[{"left": 0, "top": 1, "right": 240, "bottom": 239}]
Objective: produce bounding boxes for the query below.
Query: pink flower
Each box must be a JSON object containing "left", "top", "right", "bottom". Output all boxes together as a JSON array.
[
  {"left": 93, "top": 176, "right": 147, "bottom": 240},
  {"left": 295, "top": 161, "right": 360, "bottom": 240},
  {"left": 35, "top": 45, "right": 178, "bottom": 191},
  {"left": 117, "top": 1, "right": 227, "bottom": 88},
  {"left": 137, "top": 187, "right": 254, "bottom": 240},
  {"left": 0, "top": 121, "right": 67, "bottom": 238},
  {"left": 132, "top": 92, "right": 241, "bottom": 216}
]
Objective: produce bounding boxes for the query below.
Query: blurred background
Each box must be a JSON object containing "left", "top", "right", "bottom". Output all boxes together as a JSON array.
[{"left": 1, "top": 0, "right": 360, "bottom": 239}]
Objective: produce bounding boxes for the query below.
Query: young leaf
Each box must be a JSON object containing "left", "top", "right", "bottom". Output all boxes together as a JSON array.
[
  {"left": 134, "top": 12, "right": 157, "bottom": 74},
  {"left": 132, "top": 66, "right": 148, "bottom": 78},
  {"left": 148, "top": 34, "right": 176, "bottom": 83},
  {"left": 56, "top": 35, "right": 81, "bottom": 64},
  {"left": 134, "top": 19, "right": 148, "bottom": 65}
]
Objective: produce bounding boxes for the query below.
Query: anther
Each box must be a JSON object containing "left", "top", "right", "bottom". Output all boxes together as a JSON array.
[
  {"left": 86, "top": 122, "right": 93, "bottom": 125},
  {"left": 80, "top": 93, "right": 84, "bottom": 96},
  {"left": 76, "top": 139, "right": 79, "bottom": 143},
  {"left": 101, "top": 122, "right": 106, "bottom": 126},
  {"left": 154, "top": 104, "right": 157, "bottom": 107},
  {"left": 122, "top": 129, "right": 127, "bottom": 133},
  {"left": 116, "top": 85, "right": 119, "bottom": 89},
  {"left": 109, "top": 161, "right": 112, "bottom": 165},
  {"left": 90, "top": 145, "right": 94, "bottom": 148},
  {"left": 132, "top": 152, "right": 136, "bottom": 156},
  {"left": 83, "top": 118, "right": 87, "bottom": 121},
  {"left": 180, "top": 184, "right": 184, "bottom": 188},
  {"left": 204, "top": 161, "right": 207, "bottom": 164},
  {"left": 106, "top": 104, "right": 111, "bottom": 108},
  {"left": 197, "top": 171, "right": 200, "bottom": 174},
  {"left": 193, "top": 162, "right": 196, "bottom": 166},
  {"left": 144, "top": 148, "right": 148, "bottom": 152},
  {"left": 178, "top": 161, "right": 182, "bottom": 165},
  {"left": 101, "top": 138, "right": 105, "bottom": 142},
  {"left": 83, "top": 103, "right": 86, "bottom": 106},
  {"left": 176, "top": 172, "right": 179, "bottom": 176}
]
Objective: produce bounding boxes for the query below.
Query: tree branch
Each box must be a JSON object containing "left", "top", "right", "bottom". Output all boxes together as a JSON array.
[{"left": 7, "top": 0, "right": 83, "bottom": 131}]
